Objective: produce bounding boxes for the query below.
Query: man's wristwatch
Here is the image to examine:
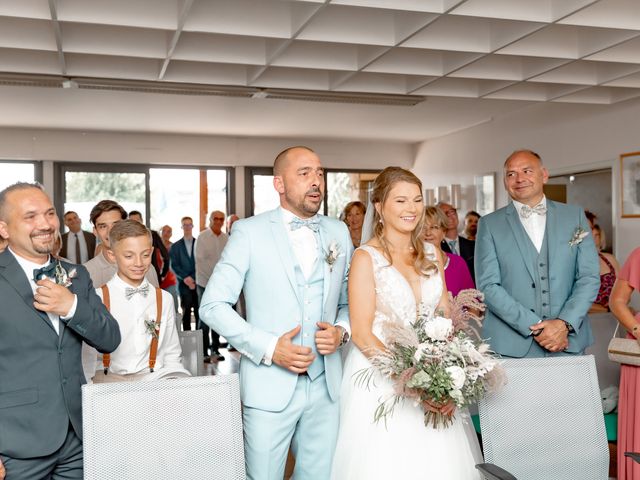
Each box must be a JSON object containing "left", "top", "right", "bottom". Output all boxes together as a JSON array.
[
  {"left": 563, "top": 320, "right": 574, "bottom": 333},
  {"left": 337, "top": 326, "right": 350, "bottom": 347}
]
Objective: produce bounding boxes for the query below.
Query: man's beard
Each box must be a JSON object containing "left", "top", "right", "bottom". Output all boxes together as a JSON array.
[
  {"left": 31, "top": 230, "right": 55, "bottom": 254},
  {"left": 287, "top": 189, "right": 322, "bottom": 216}
]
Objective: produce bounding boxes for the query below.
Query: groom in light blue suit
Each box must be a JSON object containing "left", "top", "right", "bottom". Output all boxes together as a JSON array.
[
  {"left": 476, "top": 150, "right": 599, "bottom": 358},
  {"left": 200, "top": 146, "right": 352, "bottom": 479}
]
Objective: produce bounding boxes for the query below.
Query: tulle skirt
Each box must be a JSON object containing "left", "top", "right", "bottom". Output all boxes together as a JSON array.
[{"left": 330, "top": 345, "right": 483, "bottom": 480}]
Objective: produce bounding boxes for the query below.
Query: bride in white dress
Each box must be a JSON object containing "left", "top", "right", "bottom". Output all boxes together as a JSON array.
[{"left": 331, "top": 167, "right": 482, "bottom": 479}]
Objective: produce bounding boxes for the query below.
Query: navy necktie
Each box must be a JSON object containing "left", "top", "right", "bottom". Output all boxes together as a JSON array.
[{"left": 290, "top": 216, "right": 320, "bottom": 232}]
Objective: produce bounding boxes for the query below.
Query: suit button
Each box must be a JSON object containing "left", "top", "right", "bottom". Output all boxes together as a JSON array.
[
  {"left": 541, "top": 276, "right": 547, "bottom": 280},
  {"left": 539, "top": 263, "right": 545, "bottom": 267},
  {"left": 530, "top": 309, "right": 535, "bottom": 312},
  {"left": 58, "top": 349, "right": 63, "bottom": 355},
  {"left": 62, "top": 378, "right": 67, "bottom": 385},
  {"left": 531, "top": 283, "right": 535, "bottom": 288},
  {"left": 542, "top": 303, "right": 548, "bottom": 307},
  {"left": 542, "top": 290, "right": 548, "bottom": 294}
]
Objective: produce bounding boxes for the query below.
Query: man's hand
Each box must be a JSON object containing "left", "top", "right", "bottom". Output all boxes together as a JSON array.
[
  {"left": 530, "top": 319, "right": 569, "bottom": 352},
  {"left": 0, "top": 456, "right": 5, "bottom": 480},
  {"left": 184, "top": 277, "right": 196, "bottom": 290},
  {"left": 33, "top": 279, "right": 74, "bottom": 317},
  {"left": 315, "top": 322, "right": 342, "bottom": 356},
  {"left": 272, "top": 325, "right": 315, "bottom": 374}
]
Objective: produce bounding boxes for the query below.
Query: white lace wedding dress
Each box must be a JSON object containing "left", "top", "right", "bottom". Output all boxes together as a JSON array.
[{"left": 331, "top": 244, "right": 482, "bottom": 479}]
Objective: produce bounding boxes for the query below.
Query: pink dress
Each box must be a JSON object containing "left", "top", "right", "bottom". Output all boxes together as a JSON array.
[
  {"left": 618, "top": 247, "right": 640, "bottom": 479},
  {"left": 444, "top": 252, "right": 475, "bottom": 297}
]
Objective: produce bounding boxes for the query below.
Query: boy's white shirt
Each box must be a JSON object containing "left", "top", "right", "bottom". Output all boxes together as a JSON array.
[{"left": 95, "top": 274, "right": 189, "bottom": 378}]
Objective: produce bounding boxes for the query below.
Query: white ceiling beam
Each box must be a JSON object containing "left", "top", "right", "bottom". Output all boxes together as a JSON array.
[
  {"left": 159, "top": 0, "right": 195, "bottom": 80},
  {"left": 48, "top": 0, "right": 66, "bottom": 75}
]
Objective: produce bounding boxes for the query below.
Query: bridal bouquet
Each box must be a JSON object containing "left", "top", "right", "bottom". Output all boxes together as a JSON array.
[{"left": 356, "top": 289, "right": 505, "bottom": 429}]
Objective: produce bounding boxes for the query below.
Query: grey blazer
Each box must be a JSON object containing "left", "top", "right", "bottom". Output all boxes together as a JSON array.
[{"left": 0, "top": 250, "right": 121, "bottom": 459}]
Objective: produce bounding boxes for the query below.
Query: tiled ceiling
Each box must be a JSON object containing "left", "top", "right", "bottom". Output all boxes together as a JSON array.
[{"left": 0, "top": 0, "right": 639, "bottom": 106}]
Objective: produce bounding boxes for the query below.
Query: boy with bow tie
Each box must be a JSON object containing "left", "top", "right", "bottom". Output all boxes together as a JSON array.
[{"left": 92, "top": 219, "right": 189, "bottom": 383}]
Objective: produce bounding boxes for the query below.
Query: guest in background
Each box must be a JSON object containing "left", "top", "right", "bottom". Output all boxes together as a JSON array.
[
  {"left": 85, "top": 202, "right": 159, "bottom": 288},
  {"left": 195, "top": 210, "right": 228, "bottom": 362},
  {"left": 160, "top": 225, "right": 173, "bottom": 251},
  {"left": 61, "top": 211, "right": 96, "bottom": 264},
  {"left": 422, "top": 206, "right": 474, "bottom": 296},
  {"left": 52, "top": 232, "right": 70, "bottom": 262},
  {"left": 226, "top": 213, "right": 240, "bottom": 234},
  {"left": 437, "top": 201, "right": 476, "bottom": 281},
  {"left": 462, "top": 211, "right": 480, "bottom": 241},
  {"left": 585, "top": 210, "right": 597, "bottom": 229},
  {"left": 590, "top": 224, "right": 619, "bottom": 313},
  {"left": 610, "top": 248, "right": 640, "bottom": 479},
  {"left": 128, "top": 211, "right": 171, "bottom": 287},
  {"left": 170, "top": 216, "right": 198, "bottom": 332},
  {"left": 342, "top": 201, "right": 366, "bottom": 248}
]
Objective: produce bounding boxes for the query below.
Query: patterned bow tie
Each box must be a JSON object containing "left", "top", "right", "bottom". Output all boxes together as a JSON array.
[
  {"left": 290, "top": 216, "right": 320, "bottom": 232},
  {"left": 33, "top": 262, "right": 56, "bottom": 282},
  {"left": 125, "top": 284, "right": 150, "bottom": 300},
  {"left": 520, "top": 203, "right": 547, "bottom": 219}
]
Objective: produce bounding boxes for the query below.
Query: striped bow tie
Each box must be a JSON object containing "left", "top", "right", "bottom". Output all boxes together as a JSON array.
[
  {"left": 520, "top": 204, "right": 547, "bottom": 219},
  {"left": 290, "top": 216, "right": 320, "bottom": 232},
  {"left": 125, "top": 284, "right": 150, "bottom": 300}
]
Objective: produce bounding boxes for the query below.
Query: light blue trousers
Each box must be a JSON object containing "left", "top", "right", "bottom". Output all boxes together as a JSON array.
[{"left": 242, "top": 373, "right": 339, "bottom": 480}]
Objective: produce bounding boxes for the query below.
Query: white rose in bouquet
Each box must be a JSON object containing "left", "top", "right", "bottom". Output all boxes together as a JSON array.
[
  {"left": 445, "top": 365, "right": 466, "bottom": 390},
  {"left": 424, "top": 316, "right": 453, "bottom": 341}
]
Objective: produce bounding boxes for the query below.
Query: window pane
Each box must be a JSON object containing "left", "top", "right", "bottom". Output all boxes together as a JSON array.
[
  {"left": 326, "top": 172, "right": 376, "bottom": 220},
  {"left": 64, "top": 171, "right": 145, "bottom": 232},
  {"left": 207, "top": 170, "right": 229, "bottom": 228},
  {"left": 150, "top": 168, "right": 200, "bottom": 241},
  {"left": 253, "top": 175, "right": 279, "bottom": 216},
  {"left": 0, "top": 162, "right": 35, "bottom": 191}
]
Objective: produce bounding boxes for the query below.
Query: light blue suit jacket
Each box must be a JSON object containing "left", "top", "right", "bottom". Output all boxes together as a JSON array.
[
  {"left": 199, "top": 208, "right": 352, "bottom": 411},
  {"left": 475, "top": 200, "right": 599, "bottom": 357}
]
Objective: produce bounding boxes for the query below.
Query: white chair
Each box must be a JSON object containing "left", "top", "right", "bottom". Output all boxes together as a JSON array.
[
  {"left": 82, "top": 374, "right": 245, "bottom": 479},
  {"left": 476, "top": 355, "right": 609, "bottom": 480},
  {"left": 178, "top": 329, "right": 205, "bottom": 376}
]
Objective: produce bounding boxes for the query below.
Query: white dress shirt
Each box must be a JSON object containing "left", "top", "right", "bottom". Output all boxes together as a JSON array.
[
  {"left": 444, "top": 235, "right": 460, "bottom": 255},
  {"left": 9, "top": 248, "right": 78, "bottom": 334},
  {"left": 513, "top": 196, "right": 547, "bottom": 253},
  {"left": 194, "top": 229, "right": 228, "bottom": 287},
  {"left": 95, "top": 274, "right": 188, "bottom": 378},
  {"left": 67, "top": 231, "right": 89, "bottom": 264},
  {"left": 281, "top": 207, "right": 319, "bottom": 280}
]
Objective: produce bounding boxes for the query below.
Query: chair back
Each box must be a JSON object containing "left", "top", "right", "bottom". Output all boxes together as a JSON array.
[
  {"left": 178, "top": 329, "right": 204, "bottom": 376},
  {"left": 82, "top": 375, "right": 245, "bottom": 479},
  {"left": 478, "top": 355, "right": 608, "bottom": 480}
]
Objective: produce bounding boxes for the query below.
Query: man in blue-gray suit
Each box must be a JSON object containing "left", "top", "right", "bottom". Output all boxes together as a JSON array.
[
  {"left": 200, "top": 146, "right": 351, "bottom": 480},
  {"left": 475, "top": 150, "right": 599, "bottom": 358},
  {"left": 0, "top": 183, "right": 120, "bottom": 479}
]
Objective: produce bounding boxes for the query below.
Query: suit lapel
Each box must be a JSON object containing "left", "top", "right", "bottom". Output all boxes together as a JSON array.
[
  {"left": 0, "top": 250, "right": 57, "bottom": 334},
  {"left": 269, "top": 209, "right": 302, "bottom": 305},
  {"left": 505, "top": 204, "right": 536, "bottom": 281}
]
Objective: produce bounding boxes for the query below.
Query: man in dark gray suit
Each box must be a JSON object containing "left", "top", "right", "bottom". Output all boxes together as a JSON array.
[{"left": 0, "top": 183, "right": 121, "bottom": 480}]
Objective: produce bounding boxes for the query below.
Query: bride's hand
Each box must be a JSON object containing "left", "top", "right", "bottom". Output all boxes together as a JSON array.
[{"left": 422, "top": 398, "right": 456, "bottom": 416}]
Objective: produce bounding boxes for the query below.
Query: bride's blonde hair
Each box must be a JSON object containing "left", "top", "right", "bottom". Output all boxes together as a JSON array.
[{"left": 370, "top": 167, "right": 438, "bottom": 277}]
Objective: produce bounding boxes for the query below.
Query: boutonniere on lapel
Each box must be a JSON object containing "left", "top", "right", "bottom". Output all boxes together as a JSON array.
[
  {"left": 568, "top": 227, "right": 589, "bottom": 247},
  {"left": 324, "top": 240, "right": 340, "bottom": 272},
  {"left": 144, "top": 316, "right": 160, "bottom": 340}
]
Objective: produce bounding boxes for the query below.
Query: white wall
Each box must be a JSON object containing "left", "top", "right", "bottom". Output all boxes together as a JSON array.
[{"left": 412, "top": 96, "right": 640, "bottom": 263}]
